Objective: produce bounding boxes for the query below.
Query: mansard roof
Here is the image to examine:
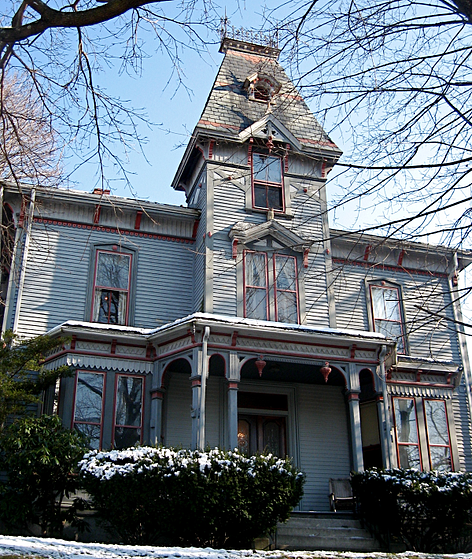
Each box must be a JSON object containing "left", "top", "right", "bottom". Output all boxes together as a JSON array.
[{"left": 197, "top": 38, "right": 340, "bottom": 155}]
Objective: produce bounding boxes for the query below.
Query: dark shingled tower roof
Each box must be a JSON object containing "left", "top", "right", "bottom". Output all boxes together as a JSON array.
[
  {"left": 197, "top": 37, "right": 340, "bottom": 152},
  {"left": 172, "top": 35, "right": 341, "bottom": 191}
]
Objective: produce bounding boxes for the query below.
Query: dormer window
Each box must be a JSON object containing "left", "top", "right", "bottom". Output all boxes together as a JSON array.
[{"left": 244, "top": 72, "right": 281, "bottom": 103}]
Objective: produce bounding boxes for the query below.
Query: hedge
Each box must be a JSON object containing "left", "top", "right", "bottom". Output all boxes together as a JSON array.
[
  {"left": 79, "top": 446, "right": 304, "bottom": 548},
  {"left": 351, "top": 468, "right": 472, "bottom": 552}
]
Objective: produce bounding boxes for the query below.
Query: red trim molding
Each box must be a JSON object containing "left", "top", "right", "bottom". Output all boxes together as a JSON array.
[
  {"left": 35, "top": 218, "right": 194, "bottom": 244},
  {"left": 332, "top": 257, "right": 448, "bottom": 278}
]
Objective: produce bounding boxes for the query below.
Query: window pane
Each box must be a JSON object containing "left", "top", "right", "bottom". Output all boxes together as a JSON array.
[
  {"left": 115, "top": 376, "right": 143, "bottom": 427},
  {"left": 238, "top": 419, "right": 251, "bottom": 454},
  {"left": 398, "top": 445, "right": 421, "bottom": 469},
  {"left": 276, "top": 257, "right": 296, "bottom": 290},
  {"left": 425, "top": 400, "right": 449, "bottom": 445},
  {"left": 429, "top": 446, "right": 451, "bottom": 471},
  {"left": 96, "top": 253, "right": 131, "bottom": 289},
  {"left": 375, "top": 319, "right": 405, "bottom": 352},
  {"left": 246, "top": 287, "right": 268, "bottom": 320},
  {"left": 96, "top": 290, "right": 127, "bottom": 325},
  {"left": 75, "top": 372, "right": 104, "bottom": 424},
  {"left": 114, "top": 427, "right": 141, "bottom": 450},
  {"left": 372, "top": 287, "right": 400, "bottom": 321},
  {"left": 267, "top": 186, "right": 283, "bottom": 210},
  {"left": 75, "top": 424, "right": 102, "bottom": 450},
  {"left": 263, "top": 421, "right": 281, "bottom": 456},
  {"left": 394, "top": 398, "right": 418, "bottom": 443},
  {"left": 253, "top": 154, "right": 282, "bottom": 183},
  {"left": 277, "top": 291, "right": 298, "bottom": 323},
  {"left": 246, "top": 253, "right": 267, "bottom": 287},
  {"left": 254, "top": 185, "right": 267, "bottom": 208}
]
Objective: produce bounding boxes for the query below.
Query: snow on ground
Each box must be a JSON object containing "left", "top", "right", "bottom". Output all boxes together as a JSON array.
[{"left": 0, "top": 537, "right": 471, "bottom": 559}]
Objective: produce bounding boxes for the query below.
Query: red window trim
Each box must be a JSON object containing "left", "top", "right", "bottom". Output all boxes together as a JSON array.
[
  {"left": 91, "top": 250, "right": 132, "bottom": 325},
  {"left": 393, "top": 396, "right": 422, "bottom": 470},
  {"left": 369, "top": 284, "right": 407, "bottom": 354},
  {"left": 423, "top": 398, "right": 453, "bottom": 470},
  {"left": 274, "top": 254, "right": 300, "bottom": 324},
  {"left": 251, "top": 152, "right": 285, "bottom": 213},
  {"left": 243, "top": 250, "right": 269, "bottom": 320},
  {"left": 72, "top": 370, "right": 106, "bottom": 450},
  {"left": 112, "top": 373, "right": 145, "bottom": 448}
]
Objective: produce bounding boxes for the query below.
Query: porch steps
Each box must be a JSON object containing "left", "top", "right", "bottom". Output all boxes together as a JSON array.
[{"left": 275, "top": 512, "right": 384, "bottom": 552}]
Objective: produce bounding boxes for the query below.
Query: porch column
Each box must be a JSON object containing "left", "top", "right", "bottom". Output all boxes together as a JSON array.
[
  {"left": 227, "top": 351, "right": 241, "bottom": 450},
  {"left": 190, "top": 375, "right": 202, "bottom": 449},
  {"left": 149, "top": 389, "right": 164, "bottom": 446},
  {"left": 377, "top": 394, "right": 393, "bottom": 468},
  {"left": 347, "top": 391, "right": 364, "bottom": 472},
  {"left": 227, "top": 381, "right": 239, "bottom": 450}
]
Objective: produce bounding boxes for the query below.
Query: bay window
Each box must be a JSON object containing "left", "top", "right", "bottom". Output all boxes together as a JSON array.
[
  {"left": 252, "top": 153, "right": 284, "bottom": 211},
  {"left": 92, "top": 250, "right": 132, "bottom": 325},
  {"left": 393, "top": 396, "right": 454, "bottom": 471},
  {"left": 244, "top": 250, "right": 299, "bottom": 323},
  {"left": 424, "top": 399, "right": 452, "bottom": 471},
  {"left": 113, "top": 375, "right": 144, "bottom": 449},
  {"left": 72, "top": 370, "right": 145, "bottom": 450},
  {"left": 73, "top": 371, "right": 105, "bottom": 449},
  {"left": 393, "top": 397, "right": 422, "bottom": 469}
]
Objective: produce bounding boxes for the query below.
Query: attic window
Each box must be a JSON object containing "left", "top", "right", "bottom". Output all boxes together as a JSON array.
[
  {"left": 254, "top": 80, "right": 271, "bottom": 101},
  {"left": 244, "top": 73, "right": 281, "bottom": 103}
]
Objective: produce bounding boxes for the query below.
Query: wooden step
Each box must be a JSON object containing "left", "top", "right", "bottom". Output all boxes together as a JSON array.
[{"left": 275, "top": 512, "right": 384, "bottom": 552}]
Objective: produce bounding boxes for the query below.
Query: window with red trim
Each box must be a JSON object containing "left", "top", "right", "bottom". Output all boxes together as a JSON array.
[
  {"left": 244, "top": 251, "right": 269, "bottom": 320},
  {"left": 370, "top": 284, "right": 406, "bottom": 353},
  {"left": 393, "top": 397, "right": 422, "bottom": 469},
  {"left": 113, "top": 375, "right": 144, "bottom": 449},
  {"left": 424, "top": 399, "right": 452, "bottom": 471},
  {"left": 72, "top": 371, "right": 105, "bottom": 449},
  {"left": 252, "top": 153, "right": 284, "bottom": 211},
  {"left": 92, "top": 251, "right": 132, "bottom": 325},
  {"left": 244, "top": 250, "right": 299, "bottom": 323}
]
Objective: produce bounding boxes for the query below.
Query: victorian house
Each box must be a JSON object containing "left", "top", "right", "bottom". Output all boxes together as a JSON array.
[{"left": 1, "top": 34, "right": 471, "bottom": 514}]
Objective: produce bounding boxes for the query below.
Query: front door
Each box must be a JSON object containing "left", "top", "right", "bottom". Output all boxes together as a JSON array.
[{"left": 238, "top": 414, "right": 286, "bottom": 457}]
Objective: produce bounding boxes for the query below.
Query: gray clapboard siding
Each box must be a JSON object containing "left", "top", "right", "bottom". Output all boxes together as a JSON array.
[
  {"left": 333, "top": 262, "right": 460, "bottom": 360},
  {"left": 193, "top": 176, "right": 207, "bottom": 312},
  {"left": 14, "top": 222, "right": 195, "bottom": 337},
  {"left": 452, "top": 382, "right": 472, "bottom": 471},
  {"left": 297, "top": 384, "right": 350, "bottom": 511},
  {"left": 213, "top": 176, "right": 249, "bottom": 231},
  {"left": 212, "top": 237, "right": 238, "bottom": 316},
  {"left": 139, "top": 240, "right": 194, "bottom": 326},
  {"left": 165, "top": 372, "right": 192, "bottom": 448},
  {"left": 290, "top": 191, "right": 324, "bottom": 240}
]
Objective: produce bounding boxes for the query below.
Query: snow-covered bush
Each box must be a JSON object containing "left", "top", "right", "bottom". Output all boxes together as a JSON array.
[
  {"left": 352, "top": 468, "right": 472, "bottom": 552},
  {"left": 79, "top": 447, "right": 304, "bottom": 548}
]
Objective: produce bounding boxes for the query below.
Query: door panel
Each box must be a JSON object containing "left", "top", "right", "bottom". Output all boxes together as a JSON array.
[{"left": 238, "top": 414, "right": 286, "bottom": 457}]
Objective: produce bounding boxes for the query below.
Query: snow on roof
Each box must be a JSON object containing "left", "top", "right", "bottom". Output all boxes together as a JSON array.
[{"left": 49, "top": 313, "right": 389, "bottom": 344}]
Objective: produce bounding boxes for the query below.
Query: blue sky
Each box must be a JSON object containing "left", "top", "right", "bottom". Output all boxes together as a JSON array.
[{"left": 67, "top": 3, "right": 276, "bottom": 207}]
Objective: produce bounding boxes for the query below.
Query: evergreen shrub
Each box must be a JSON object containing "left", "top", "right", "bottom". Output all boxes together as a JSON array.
[
  {"left": 79, "top": 446, "right": 305, "bottom": 548},
  {"left": 352, "top": 468, "right": 472, "bottom": 552},
  {"left": 0, "top": 414, "right": 89, "bottom": 536}
]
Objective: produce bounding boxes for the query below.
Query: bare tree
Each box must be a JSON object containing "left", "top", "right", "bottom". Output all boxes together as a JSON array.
[
  {"left": 0, "top": 1, "right": 217, "bottom": 189},
  {"left": 0, "top": 74, "right": 60, "bottom": 186},
  {"left": 263, "top": 0, "right": 472, "bottom": 250}
]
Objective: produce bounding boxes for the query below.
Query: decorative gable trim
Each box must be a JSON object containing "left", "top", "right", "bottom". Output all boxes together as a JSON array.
[
  {"left": 239, "top": 114, "right": 302, "bottom": 152},
  {"left": 229, "top": 220, "right": 310, "bottom": 253}
]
